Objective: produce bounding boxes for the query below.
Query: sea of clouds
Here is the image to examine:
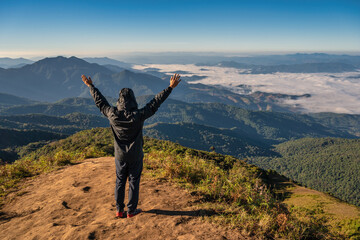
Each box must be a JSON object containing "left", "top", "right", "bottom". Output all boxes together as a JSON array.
[{"left": 133, "top": 64, "right": 360, "bottom": 114}]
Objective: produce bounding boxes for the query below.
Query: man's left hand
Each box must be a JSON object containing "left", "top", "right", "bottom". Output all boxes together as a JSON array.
[{"left": 81, "top": 75, "right": 93, "bottom": 87}]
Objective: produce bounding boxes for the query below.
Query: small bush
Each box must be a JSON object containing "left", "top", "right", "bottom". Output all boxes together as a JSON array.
[
  {"left": 337, "top": 218, "right": 360, "bottom": 240},
  {"left": 54, "top": 150, "right": 72, "bottom": 166}
]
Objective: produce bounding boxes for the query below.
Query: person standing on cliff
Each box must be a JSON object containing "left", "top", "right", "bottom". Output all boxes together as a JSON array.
[{"left": 81, "top": 73, "right": 181, "bottom": 218}]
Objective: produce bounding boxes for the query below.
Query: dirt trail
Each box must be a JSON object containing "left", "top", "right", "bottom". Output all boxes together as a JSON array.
[{"left": 0, "top": 157, "right": 244, "bottom": 240}]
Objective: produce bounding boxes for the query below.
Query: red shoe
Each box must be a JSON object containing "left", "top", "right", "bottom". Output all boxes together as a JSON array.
[
  {"left": 116, "top": 211, "right": 125, "bottom": 218},
  {"left": 127, "top": 209, "right": 142, "bottom": 218}
]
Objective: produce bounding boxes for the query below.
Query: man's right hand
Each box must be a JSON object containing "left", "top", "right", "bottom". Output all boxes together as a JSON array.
[
  {"left": 81, "top": 75, "right": 93, "bottom": 87},
  {"left": 169, "top": 73, "right": 181, "bottom": 89}
]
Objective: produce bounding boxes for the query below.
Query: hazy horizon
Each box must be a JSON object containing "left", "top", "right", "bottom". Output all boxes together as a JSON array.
[{"left": 1, "top": 51, "right": 360, "bottom": 62}]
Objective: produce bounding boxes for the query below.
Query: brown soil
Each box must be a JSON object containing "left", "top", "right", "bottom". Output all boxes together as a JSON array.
[{"left": 0, "top": 157, "right": 245, "bottom": 240}]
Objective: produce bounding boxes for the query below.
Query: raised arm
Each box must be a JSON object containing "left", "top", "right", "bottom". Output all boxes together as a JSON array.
[
  {"left": 140, "top": 73, "right": 181, "bottom": 120},
  {"left": 82, "top": 75, "right": 112, "bottom": 117}
]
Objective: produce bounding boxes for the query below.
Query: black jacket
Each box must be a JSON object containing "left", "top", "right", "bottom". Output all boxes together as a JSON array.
[{"left": 89, "top": 85, "right": 172, "bottom": 162}]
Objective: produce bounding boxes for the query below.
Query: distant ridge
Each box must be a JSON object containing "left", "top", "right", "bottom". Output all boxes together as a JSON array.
[
  {"left": 0, "top": 56, "right": 113, "bottom": 102},
  {"left": 83, "top": 57, "right": 132, "bottom": 69},
  {"left": 121, "top": 52, "right": 360, "bottom": 65},
  {"left": 0, "top": 92, "right": 38, "bottom": 108},
  {"left": 0, "top": 57, "right": 34, "bottom": 69},
  {"left": 200, "top": 61, "right": 358, "bottom": 73}
]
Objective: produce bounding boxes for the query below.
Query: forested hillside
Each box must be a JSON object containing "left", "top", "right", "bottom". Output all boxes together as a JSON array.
[
  {"left": 144, "top": 122, "right": 272, "bottom": 157},
  {"left": 0, "top": 128, "right": 64, "bottom": 163},
  {"left": 0, "top": 113, "right": 108, "bottom": 134},
  {"left": 249, "top": 138, "right": 360, "bottom": 206},
  {"left": 0, "top": 128, "right": 64, "bottom": 150},
  {"left": 310, "top": 112, "right": 360, "bottom": 136}
]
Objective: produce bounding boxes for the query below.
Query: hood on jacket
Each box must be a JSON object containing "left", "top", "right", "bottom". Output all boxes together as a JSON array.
[{"left": 116, "top": 88, "right": 138, "bottom": 112}]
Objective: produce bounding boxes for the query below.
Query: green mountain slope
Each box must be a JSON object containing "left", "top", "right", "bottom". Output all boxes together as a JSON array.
[
  {"left": 141, "top": 101, "right": 355, "bottom": 141},
  {"left": 0, "top": 92, "right": 38, "bottom": 109},
  {"left": 0, "top": 101, "right": 101, "bottom": 116},
  {"left": 0, "top": 128, "right": 65, "bottom": 163},
  {"left": 0, "top": 113, "right": 108, "bottom": 134},
  {"left": 0, "top": 128, "right": 64, "bottom": 150},
  {"left": 310, "top": 112, "right": 360, "bottom": 137},
  {"left": 249, "top": 137, "right": 360, "bottom": 206},
  {"left": 0, "top": 113, "right": 109, "bottom": 162},
  {"left": 144, "top": 122, "right": 272, "bottom": 158}
]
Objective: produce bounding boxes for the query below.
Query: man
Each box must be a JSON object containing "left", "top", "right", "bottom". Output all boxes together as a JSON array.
[{"left": 81, "top": 73, "right": 181, "bottom": 218}]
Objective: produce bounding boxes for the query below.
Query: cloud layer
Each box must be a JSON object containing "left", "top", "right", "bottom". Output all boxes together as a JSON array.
[{"left": 133, "top": 64, "right": 360, "bottom": 114}]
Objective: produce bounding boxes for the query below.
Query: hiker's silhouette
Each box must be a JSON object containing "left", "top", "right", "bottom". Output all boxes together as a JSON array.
[{"left": 82, "top": 73, "right": 181, "bottom": 218}]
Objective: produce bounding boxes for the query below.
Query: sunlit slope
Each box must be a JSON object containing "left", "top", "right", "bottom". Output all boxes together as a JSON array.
[{"left": 1, "top": 128, "right": 359, "bottom": 239}]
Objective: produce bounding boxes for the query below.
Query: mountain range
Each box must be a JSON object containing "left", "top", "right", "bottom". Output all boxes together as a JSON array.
[
  {"left": 223, "top": 53, "right": 360, "bottom": 67},
  {"left": 0, "top": 56, "right": 313, "bottom": 112},
  {"left": 192, "top": 53, "right": 360, "bottom": 73}
]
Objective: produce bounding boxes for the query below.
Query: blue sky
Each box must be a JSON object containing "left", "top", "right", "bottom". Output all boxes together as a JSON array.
[{"left": 0, "top": 0, "right": 359, "bottom": 58}]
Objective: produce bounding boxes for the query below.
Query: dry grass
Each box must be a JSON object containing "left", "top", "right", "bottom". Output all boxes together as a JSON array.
[{"left": 142, "top": 138, "right": 357, "bottom": 239}]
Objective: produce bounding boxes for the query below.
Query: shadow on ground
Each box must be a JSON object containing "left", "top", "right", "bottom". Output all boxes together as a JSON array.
[{"left": 146, "top": 209, "right": 217, "bottom": 217}]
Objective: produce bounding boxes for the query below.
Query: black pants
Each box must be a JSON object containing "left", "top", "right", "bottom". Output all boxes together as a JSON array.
[{"left": 114, "top": 157, "right": 143, "bottom": 213}]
